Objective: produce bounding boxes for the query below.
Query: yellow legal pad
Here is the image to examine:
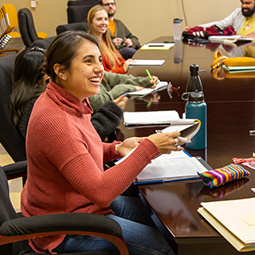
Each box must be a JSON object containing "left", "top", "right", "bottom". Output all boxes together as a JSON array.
[{"left": 140, "top": 43, "right": 174, "bottom": 50}]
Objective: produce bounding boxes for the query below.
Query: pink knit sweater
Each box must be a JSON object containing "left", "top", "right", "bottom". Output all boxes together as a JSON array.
[{"left": 21, "top": 80, "right": 160, "bottom": 253}]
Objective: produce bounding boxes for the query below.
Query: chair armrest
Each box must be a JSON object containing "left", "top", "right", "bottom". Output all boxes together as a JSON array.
[
  {"left": 0, "top": 213, "right": 129, "bottom": 254},
  {"left": 1, "top": 213, "right": 121, "bottom": 237},
  {"left": 2, "top": 160, "right": 27, "bottom": 179}
]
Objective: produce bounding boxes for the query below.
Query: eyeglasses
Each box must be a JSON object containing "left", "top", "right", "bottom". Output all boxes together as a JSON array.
[{"left": 103, "top": 2, "right": 116, "bottom": 7}]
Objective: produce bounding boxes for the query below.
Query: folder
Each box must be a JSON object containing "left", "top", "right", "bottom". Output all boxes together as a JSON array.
[{"left": 198, "top": 197, "right": 255, "bottom": 252}]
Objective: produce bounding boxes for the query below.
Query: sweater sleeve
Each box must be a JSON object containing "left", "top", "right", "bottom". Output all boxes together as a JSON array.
[
  {"left": 88, "top": 84, "right": 136, "bottom": 112},
  {"left": 88, "top": 72, "right": 152, "bottom": 112},
  {"left": 114, "top": 19, "right": 140, "bottom": 49},
  {"left": 104, "top": 72, "right": 151, "bottom": 87},
  {"left": 91, "top": 101, "right": 123, "bottom": 141},
  {"left": 62, "top": 138, "right": 160, "bottom": 207},
  {"left": 199, "top": 8, "right": 241, "bottom": 30}
]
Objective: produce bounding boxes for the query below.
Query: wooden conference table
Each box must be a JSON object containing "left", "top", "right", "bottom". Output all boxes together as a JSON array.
[{"left": 122, "top": 37, "right": 255, "bottom": 255}]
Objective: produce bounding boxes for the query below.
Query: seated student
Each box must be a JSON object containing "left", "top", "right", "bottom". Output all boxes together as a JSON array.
[
  {"left": 184, "top": 0, "right": 255, "bottom": 38},
  {"left": 99, "top": 0, "right": 140, "bottom": 60},
  {"left": 87, "top": 5, "right": 134, "bottom": 74},
  {"left": 21, "top": 30, "right": 183, "bottom": 254},
  {"left": 9, "top": 47, "right": 127, "bottom": 141},
  {"left": 89, "top": 70, "right": 159, "bottom": 112}
]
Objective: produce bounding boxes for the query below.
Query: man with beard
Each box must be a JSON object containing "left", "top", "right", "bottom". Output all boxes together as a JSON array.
[
  {"left": 99, "top": 0, "right": 140, "bottom": 59},
  {"left": 183, "top": 0, "right": 255, "bottom": 38}
]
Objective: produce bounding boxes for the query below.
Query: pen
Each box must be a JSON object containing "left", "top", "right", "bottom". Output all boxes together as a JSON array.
[
  {"left": 177, "top": 137, "right": 191, "bottom": 143},
  {"left": 155, "top": 130, "right": 191, "bottom": 144},
  {"left": 145, "top": 69, "right": 155, "bottom": 86}
]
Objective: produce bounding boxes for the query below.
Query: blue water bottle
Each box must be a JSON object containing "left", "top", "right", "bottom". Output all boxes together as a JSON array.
[{"left": 182, "top": 91, "right": 207, "bottom": 150}]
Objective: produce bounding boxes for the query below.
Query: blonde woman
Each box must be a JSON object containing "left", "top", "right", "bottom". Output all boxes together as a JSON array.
[{"left": 87, "top": 5, "right": 134, "bottom": 74}]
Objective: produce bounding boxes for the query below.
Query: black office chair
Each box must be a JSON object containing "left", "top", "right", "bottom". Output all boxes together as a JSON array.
[
  {"left": 68, "top": 0, "right": 99, "bottom": 6},
  {"left": 0, "top": 54, "right": 26, "bottom": 163},
  {"left": 67, "top": 5, "right": 96, "bottom": 23},
  {"left": 0, "top": 164, "right": 129, "bottom": 255},
  {"left": 18, "top": 8, "right": 48, "bottom": 48},
  {"left": 31, "top": 36, "right": 55, "bottom": 49},
  {"left": 56, "top": 22, "right": 89, "bottom": 35}
]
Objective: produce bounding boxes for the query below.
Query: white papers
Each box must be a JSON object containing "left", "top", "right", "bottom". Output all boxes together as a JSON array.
[
  {"left": 140, "top": 43, "right": 175, "bottom": 50},
  {"left": 136, "top": 154, "right": 208, "bottom": 183},
  {"left": 160, "top": 120, "right": 200, "bottom": 140},
  {"left": 123, "top": 110, "right": 180, "bottom": 126},
  {"left": 125, "top": 81, "right": 168, "bottom": 97},
  {"left": 123, "top": 110, "right": 200, "bottom": 141},
  {"left": 223, "top": 64, "right": 255, "bottom": 73},
  {"left": 209, "top": 35, "right": 254, "bottom": 44},
  {"left": 130, "top": 59, "right": 165, "bottom": 66},
  {"left": 198, "top": 197, "right": 255, "bottom": 252}
]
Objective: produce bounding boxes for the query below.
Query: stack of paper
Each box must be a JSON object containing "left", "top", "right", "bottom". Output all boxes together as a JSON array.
[
  {"left": 208, "top": 35, "right": 254, "bottom": 44},
  {"left": 223, "top": 65, "right": 255, "bottom": 73},
  {"left": 198, "top": 197, "right": 255, "bottom": 252},
  {"left": 135, "top": 152, "right": 209, "bottom": 184},
  {"left": 116, "top": 149, "right": 209, "bottom": 184},
  {"left": 124, "top": 81, "right": 168, "bottom": 97},
  {"left": 123, "top": 110, "right": 200, "bottom": 140},
  {"left": 130, "top": 59, "right": 165, "bottom": 66}
]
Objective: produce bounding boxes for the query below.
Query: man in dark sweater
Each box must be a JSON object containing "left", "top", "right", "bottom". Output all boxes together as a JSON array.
[{"left": 99, "top": 0, "right": 140, "bottom": 59}]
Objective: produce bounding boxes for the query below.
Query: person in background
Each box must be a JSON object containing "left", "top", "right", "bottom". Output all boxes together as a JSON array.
[
  {"left": 184, "top": 0, "right": 255, "bottom": 38},
  {"left": 21, "top": 30, "right": 184, "bottom": 254},
  {"left": 87, "top": 4, "right": 134, "bottom": 74},
  {"left": 88, "top": 70, "right": 159, "bottom": 112},
  {"left": 9, "top": 47, "right": 127, "bottom": 141},
  {"left": 99, "top": 0, "right": 140, "bottom": 59}
]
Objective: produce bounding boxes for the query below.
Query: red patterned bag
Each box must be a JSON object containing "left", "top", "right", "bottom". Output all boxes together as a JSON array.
[{"left": 182, "top": 25, "right": 236, "bottom": 39}]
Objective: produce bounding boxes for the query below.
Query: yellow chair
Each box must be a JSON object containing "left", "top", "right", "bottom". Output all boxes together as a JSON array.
[
  {"left": 0, "top": 4, "right": 20, "bottom": 57},
  {"left": 2, "top": 4, "right": 20, "bottom": 38}
]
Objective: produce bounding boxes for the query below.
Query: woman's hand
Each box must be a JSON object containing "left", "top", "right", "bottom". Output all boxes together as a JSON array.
[
  {"left": 147, "top": 131, "right": 183, "bottom": 154},
  {"left": 116, "top": 137, "right": 144, "bottom": 157},
  {"left": 113, "top": 95, "right": 129, "bottom": 110},
  {"left": 123, "top": 59, "right": 135, "bottom": 72},
  {"left": 150, "top": 76, "right": 159, "bottom": 88}
]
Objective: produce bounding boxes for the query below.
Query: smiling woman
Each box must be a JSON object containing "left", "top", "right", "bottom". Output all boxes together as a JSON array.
[
  {"left": 21, "top": 30, "right": 183, "bottom": 255},
  {"left": 87, "top": 5, "right": 134, "bottom": 73}
]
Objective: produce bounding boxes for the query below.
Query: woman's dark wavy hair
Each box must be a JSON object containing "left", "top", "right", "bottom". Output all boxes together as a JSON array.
[
  {"left": 43, "top": 30, "right": 100, "bottom": 83},
  {"left": 9, "top": 47, "right": 46, "bottom": 126}
]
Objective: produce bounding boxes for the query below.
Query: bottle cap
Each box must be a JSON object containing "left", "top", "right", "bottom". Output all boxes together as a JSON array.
[
  {"left": 189, "top": 64, "right": 199, "bottom": 76},
  {"left": 173, "top": 18, "right": 183, "bottom": 23}
]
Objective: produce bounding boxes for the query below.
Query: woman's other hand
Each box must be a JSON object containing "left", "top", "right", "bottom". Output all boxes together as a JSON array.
[{"left": 113, "top": 95, "right": 129, "bottom": 110}]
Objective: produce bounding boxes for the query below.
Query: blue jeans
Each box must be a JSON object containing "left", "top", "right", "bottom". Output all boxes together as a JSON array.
[{"left": 53, "top": 196, "right": 175, "bottom": 255}]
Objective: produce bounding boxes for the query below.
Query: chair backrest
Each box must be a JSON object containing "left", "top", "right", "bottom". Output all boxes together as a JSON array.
[
  {"left": 67, "top": 5, "right": 96, "bottom": 23},
  {"left": 0, "top": 165, "right": 19, "bottom": 254},
  {"left": 31, "top": 36, "right": 55, "bottom": 49},
  {"left": 2, "top": 4, "right": 19, "bottom": 34},
  {"left": 56, "top": 22, "right": 89, "bottom": 35},
  {"left": 0, "top": 54, "right": 26, "bottom": 162},
  {"left": 68, "top": 0, "right": 99, "bottom": 6},
  {"left": 18, "top": 8, "right": 39, "bottom": 47}
]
